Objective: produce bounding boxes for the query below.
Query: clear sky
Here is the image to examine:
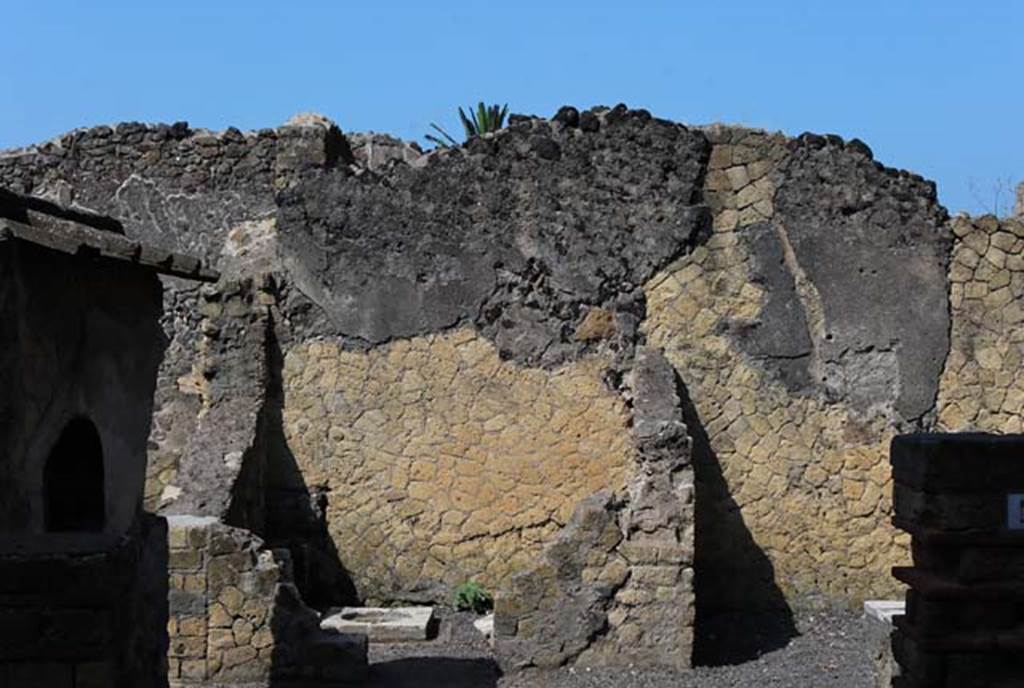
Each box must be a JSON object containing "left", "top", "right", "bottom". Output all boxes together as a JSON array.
[{"left": 2, "top": 1, "right": 1021, "bottom": 214}]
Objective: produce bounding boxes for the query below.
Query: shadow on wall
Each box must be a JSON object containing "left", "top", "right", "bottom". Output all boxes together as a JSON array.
[
  {"left": 676, "top": 375, "right": 798, "bottom": 666},
  {"left": 262, "top": 318, "right": 358, "bottom": 610},
  {"left": 131, "top": 513, "right": 171, "bottom": 688}
]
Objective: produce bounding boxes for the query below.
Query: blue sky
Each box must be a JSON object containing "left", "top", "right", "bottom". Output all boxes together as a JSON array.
[{"left": 2, "top": 1, "right": 1021, "bottom": 214}]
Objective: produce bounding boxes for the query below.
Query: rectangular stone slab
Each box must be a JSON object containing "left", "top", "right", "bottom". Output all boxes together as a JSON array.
[{"left": 320, "top": 607, "right": 433, "bottom": 642}]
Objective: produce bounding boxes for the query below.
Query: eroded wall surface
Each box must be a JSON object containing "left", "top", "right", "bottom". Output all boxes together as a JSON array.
[
  {"left": 495, "top": 348, "right": 695, "bottom": 670},
  {"left": 0, "top": 106, "right": 982, "bottom": 631},
  {"left": 643, "top": 126, "right": 952, "bottom": 611}
]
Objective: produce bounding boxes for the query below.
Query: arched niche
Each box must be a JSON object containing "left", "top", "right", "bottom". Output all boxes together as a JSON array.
[{"left": 44, "top": 416, "right": 105, "bottom": 532}]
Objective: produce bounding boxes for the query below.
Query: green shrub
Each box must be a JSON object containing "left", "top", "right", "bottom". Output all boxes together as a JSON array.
[
  {"left": 453, "top": 580, "right": 493, "bottom": 614},
  {"left": 426, "top": 102, "right": 509, "bottom": 148}
]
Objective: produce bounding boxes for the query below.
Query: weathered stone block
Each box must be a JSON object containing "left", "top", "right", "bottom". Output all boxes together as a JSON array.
[
  {"left": 168, "top": 549, "right": 203, "bottom": 572},
  {"left": 320, "top": 607, "right": 434, "bottom": 642},
  {"left": 177, "top": 617, "right": 206, "bottom": 638},
  {"left": 168, "top": 636, "right": 206, "bottom": 659},
  {"left": 178, "top": 659, "right": 206, "bottom": 681}
]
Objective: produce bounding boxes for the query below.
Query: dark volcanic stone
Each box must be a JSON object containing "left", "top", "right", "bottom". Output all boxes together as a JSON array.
[
  {"left": 846, "top": 138, "right": 873, "bottom": 159},
  {"left": 553, "top": 106, "right": 580, "bottom": 127},
  {"left": 729, "top": 222, "right": 815, "bottom": 394},
  {"left": 529, "top": 135, "right": 561, "bottom": 160},
  {"left": 579, "top": 111, "right": 600, "bottom": 133},
  {"left": 275, "top": 115, "right": 710, "bottom": 365},
  {"left": 731, "top": 140, "right": 952, "bottom": 422}
]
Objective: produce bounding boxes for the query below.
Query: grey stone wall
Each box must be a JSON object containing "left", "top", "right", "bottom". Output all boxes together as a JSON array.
[{"left": 0, "top": 117, "right": 342, "bottom": 519}]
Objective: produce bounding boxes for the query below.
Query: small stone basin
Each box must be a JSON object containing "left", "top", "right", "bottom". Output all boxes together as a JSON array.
[
  {"left": 321, "top": 606, "right": 434, "bottom": 642},
  {"left": 340, "top": 609, "right": 405, "bottom": 623}
]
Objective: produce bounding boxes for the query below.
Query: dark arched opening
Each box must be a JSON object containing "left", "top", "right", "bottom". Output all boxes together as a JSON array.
[{"left": 44, "top": 417, "right": 105, "bottom": 532}]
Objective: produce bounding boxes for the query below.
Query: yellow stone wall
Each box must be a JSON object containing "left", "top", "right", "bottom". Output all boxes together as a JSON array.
[
  {"left": 642, "top": 128, "right": 908, "bottom": 608},
  {"left": 281, "top": 328, "right": 635, "bottom": 601},
  {"left": 263, "top": 131, "right": 1021, "bottom": 612},
  {"left": 937, "top": 214, "right": 1024, "bottom": 431}
]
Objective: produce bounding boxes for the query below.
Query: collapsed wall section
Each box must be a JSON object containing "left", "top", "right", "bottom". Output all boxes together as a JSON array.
[{"left": 266, "top": 107, "right": 711, "bottom": 605}]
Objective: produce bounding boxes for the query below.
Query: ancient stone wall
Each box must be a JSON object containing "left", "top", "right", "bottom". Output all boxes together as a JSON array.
[
  {"left": 281, "top": 331, "right": 634, "bottom": 601},
  {"left": 0, "top": 239, "right": 165, "bottom": 543},
  {"left": 644, "top": 125, "right": 949, "bottom": 612},
  {"left": 495, "top": 348, "right": 694, "bottom": 670},
  {"left": 0, "top": 105, "right": 986, "bottom": 635},
  {"left": 936, "top": 214, "right": 1024, "bottom": 433},
  {"left": 165, "top": 516, "right": 366, "bottom": 687},
  {"left": 0, "top": 116, "right": 343, "bottom": 520}
]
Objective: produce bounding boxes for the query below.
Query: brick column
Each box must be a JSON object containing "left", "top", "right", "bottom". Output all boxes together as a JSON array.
[{"left": 890, "top": 433, "right": 1024, "bottom": 687}]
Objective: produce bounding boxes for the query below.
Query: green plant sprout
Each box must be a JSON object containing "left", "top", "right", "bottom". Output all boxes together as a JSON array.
[
  {"left": 427, "top": 102, "right": 509, "bottom": 148},
  {"left": 453, "top": 580, "right": 493, "bottom": 614}
]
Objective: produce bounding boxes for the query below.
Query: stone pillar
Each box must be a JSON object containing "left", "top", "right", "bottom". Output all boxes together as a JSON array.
[
  {"left": 494, "top": 348, "right": 694, "bottom": 672},
  {"left": 166, "top": 516, "right": 367, "bottom": 687},
  {"left": 890, "top": 433, "right": 1024, "bottom": 687}
]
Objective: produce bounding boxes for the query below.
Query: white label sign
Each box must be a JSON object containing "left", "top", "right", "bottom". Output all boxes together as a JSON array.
[{"left": 1008, "top": 494, "right": 1024, "bottom": 530}]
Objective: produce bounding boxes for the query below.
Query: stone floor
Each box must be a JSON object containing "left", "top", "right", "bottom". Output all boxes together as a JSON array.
[{"left": 360, "top": 607, "right": 875, "bottom": 688}]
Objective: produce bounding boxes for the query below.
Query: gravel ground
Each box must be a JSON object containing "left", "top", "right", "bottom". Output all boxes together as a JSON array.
[{"left": 363, "top": 608, "right": 874, "bottom": 688}]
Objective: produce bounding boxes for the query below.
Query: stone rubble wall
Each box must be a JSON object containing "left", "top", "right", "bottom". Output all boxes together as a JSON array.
[
  {"left": 165, "top": 516, "right": 366, "bottom": 687},
  {"left": 494, "top": 348, "right": 694, "bottom": 670},
  {"left": 281, "top": 330, "right": 635, "bottom": 602},
  {"left": 936, "top": 214, "right": 1024, "bottom": 433},
  {"left": 0, "top": 116, "right": 345, "bottom": 522},
  {"left": 159, "top": 280, "right": 273, "bottom": 527},
  {"left": 644, "top": 125, "right": 949, "bottom": 611},
  {"left": 0, "top": 104, "right": 988, "bottom": 640}
]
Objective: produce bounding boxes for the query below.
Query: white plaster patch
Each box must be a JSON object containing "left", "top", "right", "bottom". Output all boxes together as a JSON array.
[
  {"left": 863, "top": 599, "right": 905, "bottom": 624},
  {"left": 473, "top": 613, "right": 495, "bottom": 646}
]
